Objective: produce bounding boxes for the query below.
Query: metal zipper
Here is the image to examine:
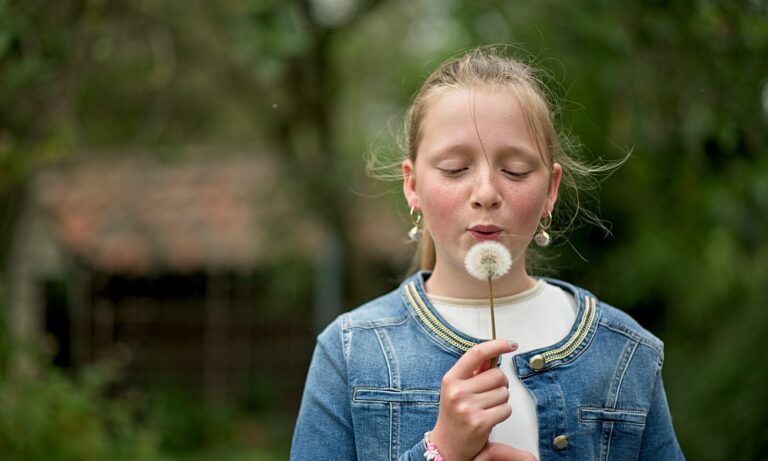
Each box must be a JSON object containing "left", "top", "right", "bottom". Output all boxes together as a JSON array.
[
  {"left": 405, "top": 281, "right": 597, "bottom": 369},
  {"left": 529, "top": 295, "right": 596, "bottom": 370},
  {"left": 406, "top": 282, "right": 476, "bottom": 351}
]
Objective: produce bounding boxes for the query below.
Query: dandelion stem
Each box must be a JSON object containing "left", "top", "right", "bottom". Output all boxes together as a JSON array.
[
  {"left": 488, "top": 277, "right": 497, "bottom": 369},
  {"left": 488, "top": 277, "right": 496, "bottom": 340}
]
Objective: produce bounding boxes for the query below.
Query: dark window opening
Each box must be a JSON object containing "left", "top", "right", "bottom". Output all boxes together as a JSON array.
[{"left": 43, "top": 279, "right": 72, "bottom": 368}]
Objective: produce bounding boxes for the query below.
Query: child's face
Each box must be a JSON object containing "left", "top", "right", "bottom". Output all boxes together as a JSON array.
[{"left": 403, "top": 87, "right": 561, "bottom": 286}]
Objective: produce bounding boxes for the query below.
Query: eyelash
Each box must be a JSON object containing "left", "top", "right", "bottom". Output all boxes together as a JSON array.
[
  {"left": 502, "top": 169, "right": 530, "bottom": 179},
  {"left": 438, "top": 168, "right": 530, "bottom": 179},
  {"left": 439, "top": 168, "right": 468, "bottom": 176},
  {"left": 438, "top": 167, "right": 530, "bottom": 181}
]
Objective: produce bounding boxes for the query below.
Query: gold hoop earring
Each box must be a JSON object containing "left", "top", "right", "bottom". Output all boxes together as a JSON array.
[
  {"left": 534, "top": 211, "right": 552, "bottom": 247},
  {"left": 408, "top": 206, "right": 423, "bottom": 241}
]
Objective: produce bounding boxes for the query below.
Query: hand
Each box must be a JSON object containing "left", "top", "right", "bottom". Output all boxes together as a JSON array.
[
  {"left": 430, "top": 339, "right": 517, "bottom": 461},
  {"left": 472, "top": 442, "right": 538, "bottom": 461}
]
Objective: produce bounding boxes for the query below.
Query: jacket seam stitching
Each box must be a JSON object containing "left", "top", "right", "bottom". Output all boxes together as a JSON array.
[
  {"left": 609, "top": 340, "right": 639, "bottom": 409},
  {"left": 617, "top": 342, "right": 638, "bottom": 407},
  {"left": 340, "top": 314, "right": 351, "bottom": 364},
  {"left": 374, "top": 328, "right": 395, "bottom": 389},
  {"left": 347, "top": 314, "right": 410, "bottom": 329},
  {"left": 580, "top": 407, "right": 649, "bottom": 416},
  {"left": 354, "top": 387, "right": 440, "bottom": 392},
  {"left": 605, "top": 422, "right": 614, "bottom": 461},
  {"left": 599, "top": 321, "right": 662, "bottom": 355},
  {"left": 389, "top": 405, "right": 394, "bottom": 461}
]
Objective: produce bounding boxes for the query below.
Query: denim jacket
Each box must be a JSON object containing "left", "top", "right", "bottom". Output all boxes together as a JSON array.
[{"left": 292, "top": 272, "right": 685, "bottom": 460}]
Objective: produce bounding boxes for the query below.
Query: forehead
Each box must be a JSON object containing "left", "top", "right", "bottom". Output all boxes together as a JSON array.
[
  {"left": 423, "top": 86, "right": 522, "bottom": 124},
  {"left": 417, "top": 86, "right": 540, "bottom": 160}
]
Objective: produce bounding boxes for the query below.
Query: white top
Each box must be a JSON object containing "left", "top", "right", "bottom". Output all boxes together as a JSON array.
[{"left": 429, "top": 280, "right": 578, "bottom": 459}]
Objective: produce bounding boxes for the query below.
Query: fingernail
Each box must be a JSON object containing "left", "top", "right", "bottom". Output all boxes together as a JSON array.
[{"left": 508, "top": 341, "right": 518, "bottom": 350}]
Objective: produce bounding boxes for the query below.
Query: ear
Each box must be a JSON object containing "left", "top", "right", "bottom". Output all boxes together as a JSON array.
[
  {"left": 402, "top": 159, "right": 419, "bottom": 209},
  {"left": 545, "top": 163, "right": 562, "bottom": 214}
]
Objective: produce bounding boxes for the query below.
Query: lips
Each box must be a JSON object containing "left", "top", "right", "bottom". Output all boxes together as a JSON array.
[{"left": 468, "top": 225, "right": 503, "bottom": 241}]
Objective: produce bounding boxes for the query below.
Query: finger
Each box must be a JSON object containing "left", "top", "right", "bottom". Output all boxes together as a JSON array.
[
  {"left": 465, "top": 367, "right": 509, "bottom": 393},
  {"left": 473, "top": 342, "right": 519, "bottom": 376},
  {"left": 475, "top": 386, "right": 509, "bottom": 410},
  {"left": 473, "top": 442, "right": 538, "bottom": 461},
  {"left": 481, "top": 402, "right": 513, "bottom": 427},
  {"left": 449, "top": 340, "right": 517, "bottom": 379}
]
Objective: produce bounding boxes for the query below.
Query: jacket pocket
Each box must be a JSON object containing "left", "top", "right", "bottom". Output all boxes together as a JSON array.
[
  {"left": 351, "top": 388, "right": 440, "bottom": 460},
  {"left": 579, "top": 406, "right": 648, "bottom": 427},
  {"left": 578, "top": 406, "right": 648, "bottom": 461},
  {"left": 353, "top": 387, "right": 440, "bottom": 405}
]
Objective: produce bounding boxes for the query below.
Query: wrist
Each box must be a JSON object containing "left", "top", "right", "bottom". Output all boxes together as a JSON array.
[{"left": 423, "top": 431, "right": 444, "bottom": 461}]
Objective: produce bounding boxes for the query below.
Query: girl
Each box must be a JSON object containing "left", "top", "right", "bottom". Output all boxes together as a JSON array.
[{"left": 291, "top": 47, "right": 685, "bottom": 461}]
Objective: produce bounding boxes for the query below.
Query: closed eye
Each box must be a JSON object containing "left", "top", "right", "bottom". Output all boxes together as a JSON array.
[
  {"left": 438, "top": 167, "right": 468, "bottom": 177},
  {"left": 502, "top": 169, "right": 531, "bottom": 179}
]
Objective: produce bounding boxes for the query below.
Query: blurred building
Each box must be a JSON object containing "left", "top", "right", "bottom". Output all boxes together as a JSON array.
[{"left": 3, "top": 150, "right": 407, "bottom": 405}]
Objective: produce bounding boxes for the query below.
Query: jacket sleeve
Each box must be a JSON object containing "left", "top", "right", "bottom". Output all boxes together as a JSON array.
[
  {"left": 399, "top": 439, "right": 428, "bottom": 461},
  {"left": 291, "top": 319, "right": 357, "bottom": 460},
  {"left": 639, "top": 364, "right": 686, "bottom": 460}
]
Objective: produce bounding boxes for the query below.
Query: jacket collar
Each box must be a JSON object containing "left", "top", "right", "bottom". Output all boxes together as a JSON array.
[{"left": 401, "top": 271, "right": 601, "bottom": 374}]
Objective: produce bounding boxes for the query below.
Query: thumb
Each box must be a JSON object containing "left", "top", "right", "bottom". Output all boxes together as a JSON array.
[{"left": 473, "top": 442, "right": 538, "bottom": 461}]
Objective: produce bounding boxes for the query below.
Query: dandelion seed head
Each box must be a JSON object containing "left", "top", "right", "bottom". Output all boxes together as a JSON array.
[{"left": 464, "top": 241, "right": 512, "bottom": 281}]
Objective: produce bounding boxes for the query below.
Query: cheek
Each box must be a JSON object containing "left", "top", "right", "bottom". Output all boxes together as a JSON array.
[
  {"left": 418, "top": 182, "right": 464, "bottom": 229},
  {"left": 507, "top": 185, "right": 549, "bottom": 226}
]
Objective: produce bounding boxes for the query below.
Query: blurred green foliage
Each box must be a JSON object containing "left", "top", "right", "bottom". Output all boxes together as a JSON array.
[
  {"left": 0, "top": 350, "right": 163, "bottom": 460},
  {"left": 0, "top": 327, "right": 290, "bottom": 460},
  {"left": 144, "top": 386, "right": 234, "bottom": 453},
  {"left": 0, "top": 379, "right": 148, "bottom": 460},
  {"left": 1, "top": 0, "right": 767, "bottom": 459}
]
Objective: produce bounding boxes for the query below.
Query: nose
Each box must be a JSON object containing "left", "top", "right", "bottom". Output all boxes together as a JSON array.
[{"left": 471, "top": 168, "right": 501, "bottom": 210}]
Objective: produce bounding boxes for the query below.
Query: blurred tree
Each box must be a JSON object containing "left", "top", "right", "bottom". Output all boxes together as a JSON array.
[
  {"left": 456, "top": 2, "right": 768, "bottom": 459},
  {"left": 1, "top": 0, "right": 767, "bottom": 458},
  {"left": 224, "top": 0, "right": 394, "bottom": 313}
]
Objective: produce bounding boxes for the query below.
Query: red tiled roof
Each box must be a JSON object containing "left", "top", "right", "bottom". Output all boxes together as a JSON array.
[{"left": 33, "top": 153, "right": 324, "bottom": 274}]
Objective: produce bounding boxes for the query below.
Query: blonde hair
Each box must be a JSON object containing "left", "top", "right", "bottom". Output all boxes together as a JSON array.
[{"left": 369, "top": 45, "right": 623, "bottom": 273}]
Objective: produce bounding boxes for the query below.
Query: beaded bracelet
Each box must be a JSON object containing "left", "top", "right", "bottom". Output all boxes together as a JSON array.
[{"left": 423, "top": 431, "right": 444, "bottom": 461}]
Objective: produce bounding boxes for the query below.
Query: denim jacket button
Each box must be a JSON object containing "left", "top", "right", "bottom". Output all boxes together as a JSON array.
[
  {"left": 529, "top": 354, "right": 545, "bottom": 370},
  {"left": 553, "top": 435, "right": 569, "bottom": 450}
]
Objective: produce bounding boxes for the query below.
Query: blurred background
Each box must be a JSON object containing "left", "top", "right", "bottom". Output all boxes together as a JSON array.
[{"left": 1, "top": 0, "right": 767, "bottom": 459}]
